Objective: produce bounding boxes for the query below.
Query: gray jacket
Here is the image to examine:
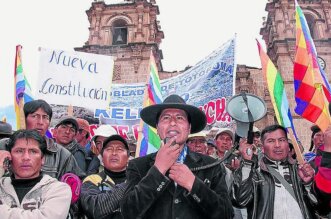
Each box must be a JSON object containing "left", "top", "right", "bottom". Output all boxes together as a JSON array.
[
  {"left": 0, "top": 174, "right": 71, "bottom": 219},
  {"left": 0, "top": 137, "right": 85, "bottom": 180}
]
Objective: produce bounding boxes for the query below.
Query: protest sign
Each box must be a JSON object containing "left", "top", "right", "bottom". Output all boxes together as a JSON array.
[{"left": 36, "top": 48, "right": 114, "bottom": 109}]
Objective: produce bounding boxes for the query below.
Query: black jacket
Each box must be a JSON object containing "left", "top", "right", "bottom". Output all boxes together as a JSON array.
[
  {"left": 80, "top": 170, "right": 127, "bottom": 219},
  {"left": 43, "top": 138, "right": 85, "bottom": 179},
  {"left": 232, "top": 156, "right": 317, "bottom": 219},
  {"left": 65, "top": 140, "right": 89, "bottom": 173},
  {"left": 121, "top": 150, "right": 233, "bottom": 219}
]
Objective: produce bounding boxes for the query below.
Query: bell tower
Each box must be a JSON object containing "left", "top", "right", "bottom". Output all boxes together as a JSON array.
[
  {"left": 260, "top": 0, "right": 331, "bottom": 146},
  {"left": 75, "top": 0, "right": 164, "bottom": 83}
]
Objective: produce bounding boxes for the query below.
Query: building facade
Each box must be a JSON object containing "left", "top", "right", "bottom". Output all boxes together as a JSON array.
[
  {"left": 76, "top": 0, "right": 331, "bottom": 149},
  {"left": 259, "top": 0, "right": 331, "bottom": 149}
]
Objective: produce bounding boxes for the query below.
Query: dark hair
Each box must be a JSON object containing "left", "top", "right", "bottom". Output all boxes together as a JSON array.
[
  {"left": 6, "top": 129, "right": 47, "bottom": 156},
  {"left": 261, "top": 124, "right": 287, "bottom": 143},
  {"left": 288, "top": 142, "right": 297, "bottom": 159},
  {"left": 101, "top": 135, "right": 129, "bottom": 156},
  {"left": 309, "top": 125, "right": 321, "bottom": 151},
  {"left": 23, "top": 99, "right": 52, "bottom": 120},
  {"left": 56, "top": 121, "right": 78, "bottom": 133}
]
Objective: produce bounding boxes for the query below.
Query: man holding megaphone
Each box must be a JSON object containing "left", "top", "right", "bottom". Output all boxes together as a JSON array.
[{"left": 232, "top": 124, "right": 323, "bottom": 219}]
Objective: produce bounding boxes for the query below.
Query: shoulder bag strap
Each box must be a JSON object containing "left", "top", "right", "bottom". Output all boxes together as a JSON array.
[{"left": 267, "top": 165, "right": 297, "bottom": 201}]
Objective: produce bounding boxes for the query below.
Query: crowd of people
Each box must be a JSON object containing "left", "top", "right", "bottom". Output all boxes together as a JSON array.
[{"left": 0, "top": 95, "right": 330, "bottom": 219}]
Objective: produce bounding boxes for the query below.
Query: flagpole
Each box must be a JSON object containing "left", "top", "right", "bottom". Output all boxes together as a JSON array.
[
  {"left": 67, "top": 105, "right": 73, "bottom": 116},
  {"left": 135, "top": 82, "right": 149, "bottom": 158},
  {"left": 18, "top": 98, "right": 26, "bottom": 129},
  {"left": 135, "top": 50, "right": 153, "bottom": 158},
  {"left": 287, "top": 127, "right": 304, "bottom": 164},
  {"left": 317, "top": 83, "right": 331, "bottom": 129},
  {"left": 15, "top": 45, "right": 26, "bottom": 130}
]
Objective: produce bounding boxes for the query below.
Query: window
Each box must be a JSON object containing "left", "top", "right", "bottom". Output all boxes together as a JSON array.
[
  {"left": 112, "top": 19, "right": 128, "bottom": 45},
  {"left": 304, "top": 13, "right": 316, "bottom": 39}
]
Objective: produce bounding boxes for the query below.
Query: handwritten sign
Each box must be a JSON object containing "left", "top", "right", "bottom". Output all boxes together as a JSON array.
[{"left": 36, "top": 48, "right": 114, "bottom": 109}]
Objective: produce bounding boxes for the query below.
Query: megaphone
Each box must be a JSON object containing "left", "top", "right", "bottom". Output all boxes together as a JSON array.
[{"left": 226, "top": 92, "right": 267, "bottom": 143}]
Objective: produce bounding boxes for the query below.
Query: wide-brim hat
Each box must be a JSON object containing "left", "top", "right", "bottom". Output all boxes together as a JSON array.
[
  {"left": 140, "top": 94, "right": 206, "bottom": 134},
  {"left": 188, "top": 131, "right": 207, "bottom": 139}
]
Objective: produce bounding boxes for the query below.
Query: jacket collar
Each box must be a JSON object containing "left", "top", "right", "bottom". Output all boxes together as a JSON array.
[
  {"left": 147, "top": 147, "right": 203, "bottom": 171},
  {"left": 45, "top": 137, "right": 58, "bottom": 153},
  {"left": 260, "top": 155, "right": 296, "bottom": 171}
]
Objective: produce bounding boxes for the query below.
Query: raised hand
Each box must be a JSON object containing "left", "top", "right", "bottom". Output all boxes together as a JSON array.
[
  {"left": 230, "top": 157, "right": 241, "bottom": 171},
  {"left": 154, "top": 137, "right": 181, "bottom": 175},
  {"left": 0, "top": 150, "right": 11, "bottom": 177},
  {"left": 238, "top": 138, "right": 254, "bottom": 161},
  {"left": 298, "top": 162, "right": 315, "bottom": 184},
  {"left": 169, "top": 163, "right": 195, "bottom": 192}
]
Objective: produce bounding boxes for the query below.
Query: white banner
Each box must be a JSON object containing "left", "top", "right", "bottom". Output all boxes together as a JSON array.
[{"left": 35, "top": 48, "right": 114, "bottom": 109}]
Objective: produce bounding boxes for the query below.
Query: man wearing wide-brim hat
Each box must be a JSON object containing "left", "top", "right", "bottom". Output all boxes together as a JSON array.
[{"left": 121, "top": 94, "right": 233, "bottom": 219}]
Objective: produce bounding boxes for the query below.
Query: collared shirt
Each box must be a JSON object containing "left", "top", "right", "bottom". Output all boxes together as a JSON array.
[
  {"left": 177, "top": 145, "right": 188, "bottom": 164},
  {"left": 174, "top": 145, "right": 188, "bottom": 187},
  {"left": 265, "top": 158, "right": 304, "bottom": 219}
]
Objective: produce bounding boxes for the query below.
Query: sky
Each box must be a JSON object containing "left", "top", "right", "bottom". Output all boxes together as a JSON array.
[{"left": 0, "top": 0, "right": 267, "bottom": 108}]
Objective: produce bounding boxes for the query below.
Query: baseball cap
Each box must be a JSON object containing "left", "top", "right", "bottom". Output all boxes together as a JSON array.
[
  {"left": 215, "top": 128, "right": 234, "bottom": 140},
  {"left": 55, "top": 116, "right": 78, "bottom": 132}
]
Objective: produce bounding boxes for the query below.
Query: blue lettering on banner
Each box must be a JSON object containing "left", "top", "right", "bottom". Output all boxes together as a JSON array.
[
  {"left": 95, "top": 109, "right": 109, "bottom": 118},
  {"left": 48, "top": 50, "right": 99, "bottom": 74},
  {"left": 111, "top": 89, "right": 144, "bottom": 97},
  {"left": 214, "top": 62, "right": 233, "bottom": 74},
  {"left": 96, "top": 37, "right": 236, "bottom": 127},
  {"left": 95, "top": 108, "right": 141, "bottom": 120},
  {"left": 112, "top": 108, "right": 124, "bottom": 119},
  {"left": 125, "top": 109, "right": 136, "bottom": 119}
]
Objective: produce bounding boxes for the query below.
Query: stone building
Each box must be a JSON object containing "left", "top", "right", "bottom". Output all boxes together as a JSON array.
[{"left": 75, "top": 0, "right": 331, "bottom": 149}]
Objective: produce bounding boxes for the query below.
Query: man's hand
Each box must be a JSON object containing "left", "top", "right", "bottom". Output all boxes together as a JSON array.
[
  {"left": 298, "top": 162, "right": 315, "bottom": 184},
  {"left": 229, "top": 157, "right": 240, "bottom": 171},
  {"left": 0, "top": 151, "right": 11, "bottom": 177},
  {"left": 169, "top": 163, "right": 195, "bottom": 192},
  {"left": 0, "top": 151, "right": 11, "bottom": 169},
  {"left": 238, "top": 138, "right": 254, "bottom": 160},
  {"left": 324, "top": 125, "right": 331, "bottom": 152},
  {"left": 154, "top": 138, "right": 181, "bottom": 175}
]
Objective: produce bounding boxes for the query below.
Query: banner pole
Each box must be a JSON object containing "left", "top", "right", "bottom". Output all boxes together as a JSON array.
[
  {"left": 287, "top": 127, "right": 304, "bottom": 164},
  {"left": 67, "top": 105, "right": 73, "bottom": 117}
]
